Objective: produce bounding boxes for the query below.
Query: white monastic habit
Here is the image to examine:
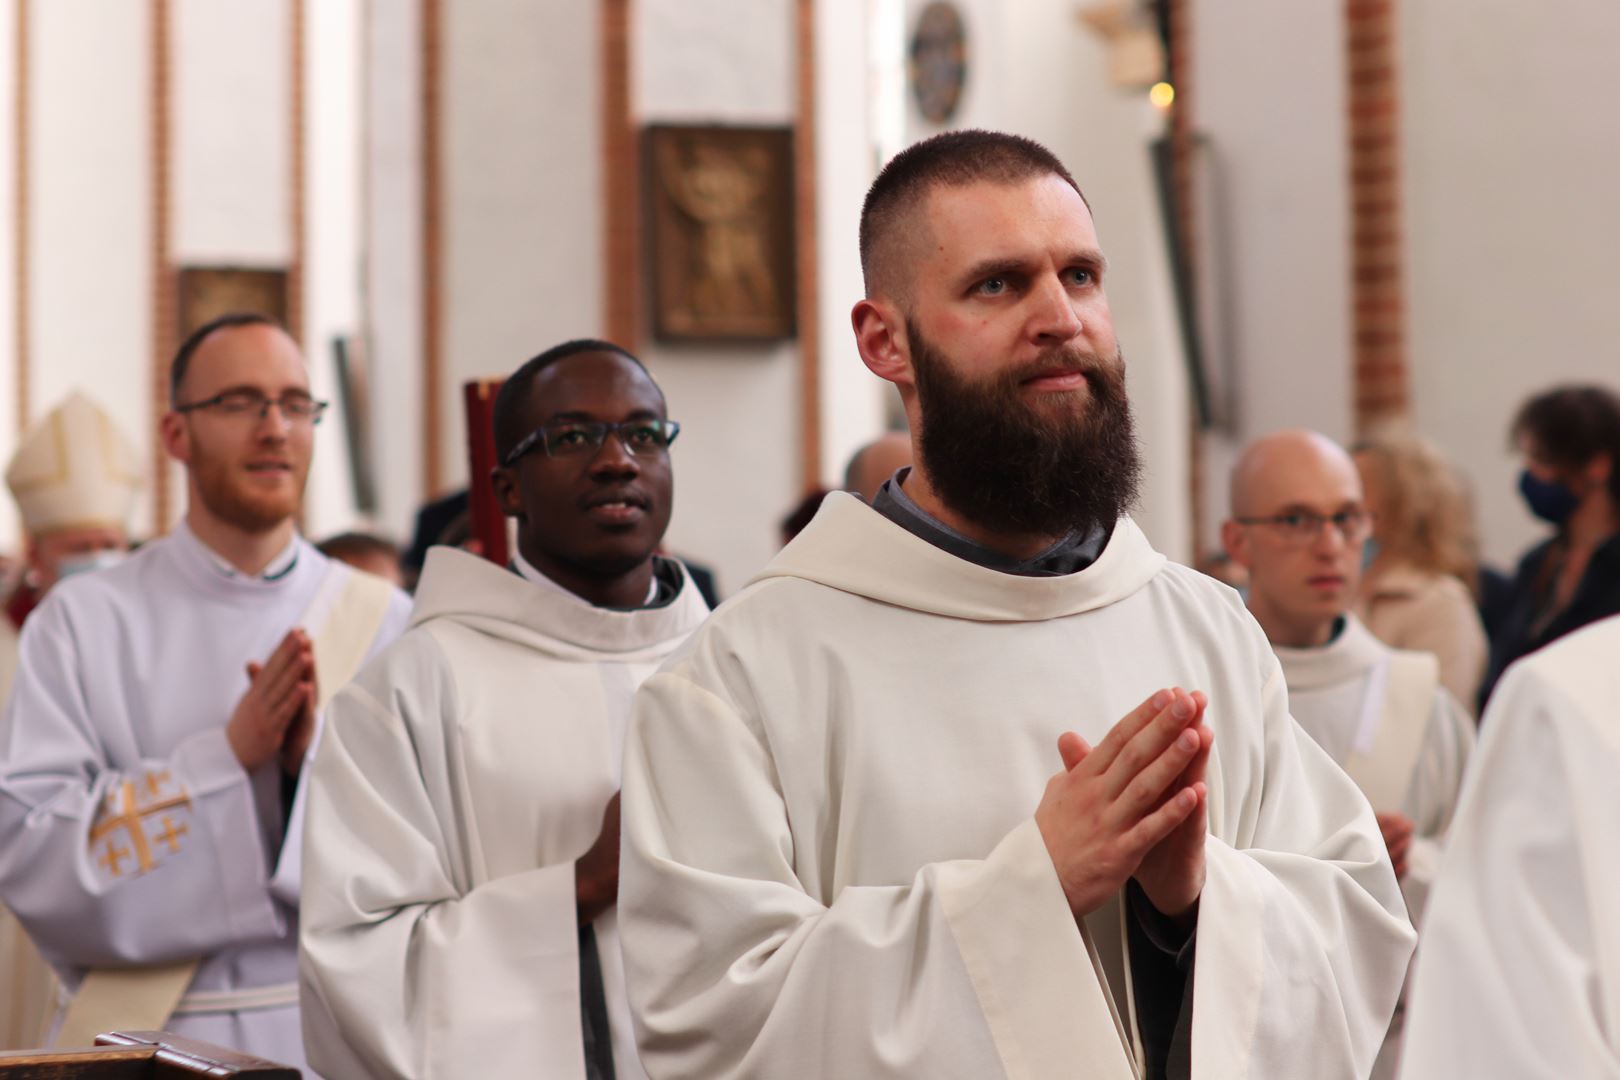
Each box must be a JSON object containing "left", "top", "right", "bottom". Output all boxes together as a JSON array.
[
  {"left": 299, "top": 545, "right": 710, "bottom": 1080},
  {"left": 1272, "top": 614, "right": 1474, "bottom": 1080},
  {"left": 1272, "top": 614, "right": 1474, "bottom": 925},
  {"left": 0, "top": 522, "right": 411, "bottom": 1071},
  {"left": 1399, "top": 614, "right": 1620, "bottom": 1079},
  {"left": 0, "top": 391, "right": 143, "bottom": 1050},
  {"left": 620, "top": 493, "right": 1416, "bottom": 1080}
]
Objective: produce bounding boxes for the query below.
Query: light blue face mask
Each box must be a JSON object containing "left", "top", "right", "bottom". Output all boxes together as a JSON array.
[
  {"left": 56, "top": 550, "right": 125, "bottom": 581},
  {"left": 1360, "top": 537, "right": 1381, "bottom": 574}
]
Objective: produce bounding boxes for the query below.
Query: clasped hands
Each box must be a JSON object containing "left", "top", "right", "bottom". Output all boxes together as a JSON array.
[
  {"left": 226, "top": 629, "right": 318, "bottom": 776},
  {"left": 1036, "top": 688, "right": 1214, "bottom": 927}
]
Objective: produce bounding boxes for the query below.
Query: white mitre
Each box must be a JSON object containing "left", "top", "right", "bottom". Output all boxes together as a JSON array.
[{"left": 5, "top": 392, "right": 142, "bottom": 535}]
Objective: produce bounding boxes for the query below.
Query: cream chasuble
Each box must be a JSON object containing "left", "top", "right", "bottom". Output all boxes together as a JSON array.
[
  {"left": 299, "top": 546, "right": 710, "bottom": 1080},
  {"left": 1400, "top": 614, "right": 1620, "bottom": 1079},
  {"left": 620, "top": 493, "right": 1415, "bottom": 1080},
  {"left": 1273, "top": 614, "right": 1474, "bottom": 1080},
  {"left": 0, "top": 524, "right": 411, "bottom": 1070}
]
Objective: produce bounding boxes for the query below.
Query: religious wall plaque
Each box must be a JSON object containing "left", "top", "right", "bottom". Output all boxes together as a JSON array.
[
  {"left": 646, "top": 125, "right": 796, "bottom": 342},
  {"left": 177, "top": 267, "right": 289, "bottom": 336},
  {"left": 910, "top": 2, "right": 968, "bottom": 125}
]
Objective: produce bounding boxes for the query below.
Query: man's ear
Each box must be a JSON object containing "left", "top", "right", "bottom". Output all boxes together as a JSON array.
[
  {"left": 490, "top": 465, "right": 523, "bottom": 521},
  {"left": 1219, "top": 519, "right": 1251, "bottom": 570},
  {"left": 158, "top": 411, "right": 190, "bottom": 465},
  {"left": 851, "top": 299, "right": 913, "bottom": 389}
]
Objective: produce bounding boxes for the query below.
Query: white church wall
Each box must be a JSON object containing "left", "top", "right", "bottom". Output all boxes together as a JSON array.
[
  {"left": 300, "top": 0, "right": 366, "bottom": 540},
  {"left": 29, "top": 0, "right": 154, "bottom": 536},
  {"left": 814, "top": 0, "right": 889, "bottom": 491},
  {"left": 1402, "top": 0, "right": 1620, "bottom": 571},
  {"left": 439, "top": 0, "right": 602, "bottom": 494},
  {"left": 362, "top": 0, "right": 425, "bottom": 546},
  {"left": 634, "top": 0, "right": 801, "bottom": 595},
  {"left": 0, "top": 0, "right": 18, "bottom": 548},
  {"left": 172, "top": 0, "right": 291, "bottom": 267}
]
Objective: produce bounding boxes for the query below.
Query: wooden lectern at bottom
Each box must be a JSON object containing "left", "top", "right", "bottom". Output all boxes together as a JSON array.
[{"left": 0, "top": 1030, "right": 298, "bottom": 1078}]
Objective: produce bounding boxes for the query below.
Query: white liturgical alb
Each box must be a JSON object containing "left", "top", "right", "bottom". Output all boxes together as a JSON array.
[
  {"left": 0, "top": 523, "right": 411, "bottom": 1070},
  {"left": 619, "top": 493, "right": 1416, "bottom": 1080},
  {"left": 299, "top": 546, "right": 709, "bottom": 1080}
]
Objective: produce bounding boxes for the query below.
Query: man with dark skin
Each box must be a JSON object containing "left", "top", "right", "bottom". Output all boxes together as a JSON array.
[
  {"left": 491, "top": 344, "right": 679, "bottom": 925},
  {"left": 301, "top": 340, "right": 710, "bottom": 1080}
]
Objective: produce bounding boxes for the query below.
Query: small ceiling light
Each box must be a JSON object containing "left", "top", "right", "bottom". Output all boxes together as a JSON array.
[{"left": 1149, "top": 81, "right": 1175, "bottom": 109}]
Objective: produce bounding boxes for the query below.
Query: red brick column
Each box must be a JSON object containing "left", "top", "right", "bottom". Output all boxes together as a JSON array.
[
  {"left": 420, "top": 0, "right": 443, "bottom": 496},
  {"left": 150, "top": 0, "right": 174, "bottom": 527},
  {"left": 601, "top": 0, "right": 638, "bottom": 351},
  {"left": 794, "top": 0, "right": 820, "bottom": 490},
  {"left": 1166, "top": 0, "right": 1204, "bottom": 554},
  {"left": 1346, "top": 0, "right": 1409, "bottom": 433}
]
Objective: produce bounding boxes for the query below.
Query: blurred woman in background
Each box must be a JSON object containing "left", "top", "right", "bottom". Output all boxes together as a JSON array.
[{"left": 1352, "top": 431, "right": 1489, "bottom": 711}]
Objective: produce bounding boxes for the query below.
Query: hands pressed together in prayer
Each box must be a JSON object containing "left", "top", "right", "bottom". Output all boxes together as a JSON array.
[
  {"left": 1036, "top": 688, "right": 1214, "bottom": 928},
  {"left": 1375, "top": 811, "right": 1414, "bottom": 881},
  {"left": 227, "top": 629, "right": 318, "bottom": 776}
]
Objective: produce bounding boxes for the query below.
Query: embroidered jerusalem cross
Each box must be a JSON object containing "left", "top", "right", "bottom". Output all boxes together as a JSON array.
[{"left": 88, "top": 772, "right": 194, "bottom": 878}]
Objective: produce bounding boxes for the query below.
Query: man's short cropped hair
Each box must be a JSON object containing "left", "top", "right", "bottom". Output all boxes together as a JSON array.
[
  {"left": 492, "top": 339, "right": 655, "bottom": 463},
  {"left": 317, "top": 531, "right": 400, "bottom": 564},
  {"left": 1511, "top": 384, "right": 1620, "bottom": 501},
  {"left": 858, "top": 129, "right": 1087, "bottom": 299},
  {"left": 169, "top": 312, "right": 282, "bottom": 406}
]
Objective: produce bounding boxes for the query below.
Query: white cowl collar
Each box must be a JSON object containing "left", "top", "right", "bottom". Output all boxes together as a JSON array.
[
  {"left": 410, "top": 545, "right": 709, "bottom": 662},
  {"left": 1271, "top": 613, "right": 1389, "bottom": 691},
  {"left": 752, "top": 491, "right": 1166, "bottom": 623}
]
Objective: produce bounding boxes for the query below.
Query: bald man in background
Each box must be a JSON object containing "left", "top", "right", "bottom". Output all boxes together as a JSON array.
[
  {"left": 842, "top": 431, "right": 912, "bottom": 502},
  {"left": 1223, "top": 429, "right": 1471, "bottom": 1080}
]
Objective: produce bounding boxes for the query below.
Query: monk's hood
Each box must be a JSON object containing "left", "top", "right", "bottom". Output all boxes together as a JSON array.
[
  {"left": 409, "top": 545, "right": 709, "bottom": 661},
  {"left": 752, "top": 492, "right": 1167, "bottom": 622}
]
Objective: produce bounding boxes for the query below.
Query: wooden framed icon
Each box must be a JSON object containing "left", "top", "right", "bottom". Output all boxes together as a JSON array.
[
  {"left": 176, "top": 266, "right": 289, "bottom": 336},
  {"left": 645, "top": 125, "right": 796, "bottom": 342}
]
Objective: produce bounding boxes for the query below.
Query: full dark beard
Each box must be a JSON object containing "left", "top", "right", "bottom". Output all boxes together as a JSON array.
[{"left": 909, "top": 320, "right": 1141, "bottom": 538}]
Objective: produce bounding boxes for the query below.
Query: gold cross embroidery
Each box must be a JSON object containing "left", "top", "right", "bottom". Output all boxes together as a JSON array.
[
  {"left": 88, "top": 780, "right": 192, "bottom": 876},
  {"left": 153, "top": 816, "right": 189, "bottom": 855},
  {"left": 98, "top": 841, "right": 131, "bottom": 877},
  {"left": 144, "top": 770, "right": 171, "bottom": 798}
]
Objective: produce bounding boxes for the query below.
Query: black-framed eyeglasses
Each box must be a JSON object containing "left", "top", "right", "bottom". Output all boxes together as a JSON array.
[
  {"left": 502, "top": 419, "right": 681, "bottom": 466},
  {"left": 175, "top": 390, "right": 329, "bottom": 425},
  {"left": 1235, "top": 508, "right": 1374, "bottom": 545}
]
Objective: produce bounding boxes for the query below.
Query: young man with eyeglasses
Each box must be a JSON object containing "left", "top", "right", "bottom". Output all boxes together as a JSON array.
[
  {"left": 299, "top": 339, "right": 709, "bottom": 1080},
  {"left": 1221, "top": 427, "right": 1473, "bottom": 1080},
  {"left": 0, "top": 313, "right": 411, "bottom": 1069}
]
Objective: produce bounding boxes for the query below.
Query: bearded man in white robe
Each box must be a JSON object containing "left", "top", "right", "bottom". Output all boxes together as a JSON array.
[
  {"left": 0, "top": 314, "right": 411, "bottom": 1068},
  {"left": 299, "top": 341, "right": 709, "bottom": 1080},
  {"left": 1398, "top": 613, "right": 1620, "bottom": 1078},
  {"left": 1222, "top": 429, "right": 1474, "bottom": 1078},
  {"left": 617, "top": 129, "right": 1414, "bottom": 1080}
]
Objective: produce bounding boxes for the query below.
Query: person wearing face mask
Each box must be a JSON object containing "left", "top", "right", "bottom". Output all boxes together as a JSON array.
[
  {"left": 0, "top": 391, "right": 141, "bottom": 1050},
  {"left": 1478, "top": 384, "right": 1620, "bottom": 710}
]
